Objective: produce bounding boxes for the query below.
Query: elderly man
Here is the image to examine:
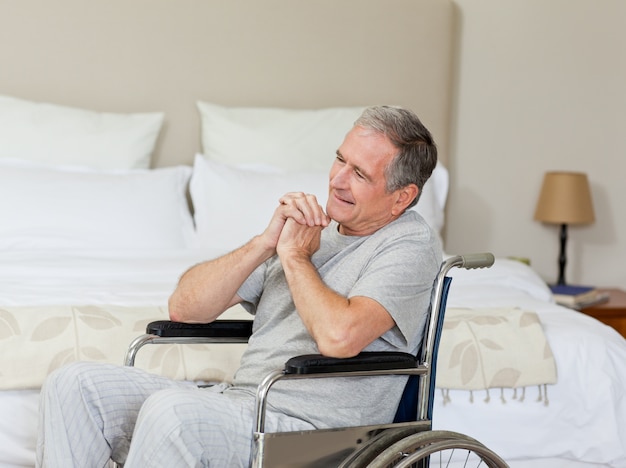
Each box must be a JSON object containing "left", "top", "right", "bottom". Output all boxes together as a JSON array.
[{"left": 37, "top": 105, "right": 442, "bottom": 467}]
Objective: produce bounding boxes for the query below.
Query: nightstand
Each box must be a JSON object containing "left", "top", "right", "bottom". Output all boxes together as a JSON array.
[{"left": 579, "top": 288, "right": 626, "bottom": 339}]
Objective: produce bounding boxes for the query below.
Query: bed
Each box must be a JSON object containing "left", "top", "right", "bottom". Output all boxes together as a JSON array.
[{"left": 1, "top": 1, "right": 625, "bottom": 468}]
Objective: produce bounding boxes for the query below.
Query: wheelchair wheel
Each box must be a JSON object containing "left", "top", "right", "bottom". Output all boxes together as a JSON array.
[
  {"left": 337, "top": 426, "right": 423, "bottom": 468},
  {"left": 366, "top": 430, "right": 509, "bottom": 468}
]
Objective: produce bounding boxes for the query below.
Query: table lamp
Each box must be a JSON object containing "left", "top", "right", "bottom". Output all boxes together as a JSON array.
[{"left": 534, "top": 171, "right": 595, "bottom": 285}]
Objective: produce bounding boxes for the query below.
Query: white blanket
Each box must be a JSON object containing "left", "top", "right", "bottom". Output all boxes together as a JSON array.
[
  {"left": 0, "top": 251, "right": 625, "bottom": 467},
  {"left": 436, "top": 258, "right": 626, "bottom": 466}
]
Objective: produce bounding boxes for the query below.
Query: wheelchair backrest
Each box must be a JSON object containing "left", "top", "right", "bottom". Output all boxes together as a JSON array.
[{"left": 393, "top": 275, "right": 453, "bottom": 423}]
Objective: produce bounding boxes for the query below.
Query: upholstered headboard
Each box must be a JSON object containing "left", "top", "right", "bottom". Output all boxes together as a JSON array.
[{"left": 0, "top": 0, "right": 455, "bottom": 168}]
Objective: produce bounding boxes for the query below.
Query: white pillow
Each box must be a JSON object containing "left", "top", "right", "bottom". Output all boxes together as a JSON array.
[
  {"left": 416, "top": 161, "right": 448, "bottom": 233},
  {"left": 190, "top": 155, "right": 329, "bottom": 251},
  {"left": 0, "top": 94, "right": 164, "bottom": 169},
  {"left": 0, "top": 159, "right": 194, "bottom": 250},
  {"left": 197, "top": 101, "right": 365, "bottom": 172},
  {"left": 190, "top": 155, "right": 447, "bottom": 252},
  {"left": 196, "top": 102, "right": 448, "bottom": 232}
]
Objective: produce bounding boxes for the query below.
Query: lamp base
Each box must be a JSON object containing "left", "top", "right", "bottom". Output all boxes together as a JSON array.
[{"left": 557, "top": 223, "right": 568, "bottom": 286}]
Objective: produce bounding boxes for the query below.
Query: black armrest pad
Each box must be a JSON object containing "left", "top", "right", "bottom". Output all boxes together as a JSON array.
[
  {"left": 146, "top": 320, "right": 253, "bottom": 338},
  {"left": 285, "top": 352, "right": 417, "bottom": 375}
]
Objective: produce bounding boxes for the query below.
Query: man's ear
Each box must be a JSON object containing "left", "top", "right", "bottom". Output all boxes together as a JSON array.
[{"left": 392, "top": 184, "right": 419, "bottom": 215}]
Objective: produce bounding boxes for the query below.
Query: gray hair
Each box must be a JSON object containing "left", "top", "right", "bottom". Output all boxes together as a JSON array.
[{"left": 354, "top": 106, "right": 437, "bottom": 209}]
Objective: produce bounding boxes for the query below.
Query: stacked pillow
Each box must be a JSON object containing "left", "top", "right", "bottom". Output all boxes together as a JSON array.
[
  {"left": 0, "top": 96, "right": 448, "bottom": 252},
  {"left": 191, "top": 101, "right": 448, "bottom": 251},
  {"left": 0, "top": 94, "right": 163, "bottom": 170},
  {"left": 0, "top": 95, "right": 194, "bottom": 250}
]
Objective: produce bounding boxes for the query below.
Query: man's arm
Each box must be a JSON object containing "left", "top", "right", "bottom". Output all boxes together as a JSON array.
[
  {"left": 277, "top": 217, "right": 395, "bottom": 358},
  {"left": 168, "top": 191, "right": 330, "bottom": 323},
  {"left": 168, "top": 235, "right": 273, "bottom": 323}
]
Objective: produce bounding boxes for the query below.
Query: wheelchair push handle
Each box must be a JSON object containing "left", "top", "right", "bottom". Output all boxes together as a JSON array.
[
  {"left": 457, "top": 252, "right": 495, "bottom": 270},
  {"left": 438, "top": 253, "right": 494, "bottom": 280}
]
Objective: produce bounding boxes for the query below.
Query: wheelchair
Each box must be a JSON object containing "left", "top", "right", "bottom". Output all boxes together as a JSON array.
[{"left": 123, "top": 253, "right": 509, "bottom": 468}]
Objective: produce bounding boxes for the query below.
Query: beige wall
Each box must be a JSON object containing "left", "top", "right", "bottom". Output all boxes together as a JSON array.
[
  {"left": 446, "top": 0, "right": 626, "bottom": 288},
  {"left": 2, "top": 0, "right": 623, "bottom": 288},
  {"left": 0, "top": 0, "right": 454, "bottom": 170}
]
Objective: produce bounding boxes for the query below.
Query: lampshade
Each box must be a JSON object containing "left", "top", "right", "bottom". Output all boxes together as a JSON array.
[{"left": 534, "top": 172, "right": 595, "bottom": 225}]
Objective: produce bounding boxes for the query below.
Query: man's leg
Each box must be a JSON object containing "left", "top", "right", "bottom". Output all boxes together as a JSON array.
[
  {"left": 124, "top": 387, "right": 255, "bottom": 467},
  {"left": 36, "top": 362, "right": 194, "bottom": 468},
  {"left": 124, "top": 387, "right": 316, "bottom": 468}
]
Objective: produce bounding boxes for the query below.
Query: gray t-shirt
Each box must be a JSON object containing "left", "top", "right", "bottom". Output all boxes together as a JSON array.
[{"left": 230, "top": 210, "right": 442, "bottom": 428}]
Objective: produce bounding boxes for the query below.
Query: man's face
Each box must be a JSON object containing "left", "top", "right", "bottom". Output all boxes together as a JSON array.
[{"left": 326, "top": 125, "right": 414, "bottom": 236}]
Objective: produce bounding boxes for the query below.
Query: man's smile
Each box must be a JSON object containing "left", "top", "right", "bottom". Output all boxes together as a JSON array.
[{"left": 331, "top": 190, "right": 355, "bottom": 205}]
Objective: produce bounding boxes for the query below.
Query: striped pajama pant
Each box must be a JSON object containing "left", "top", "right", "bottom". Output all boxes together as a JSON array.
[{"left": 36, "top": 362, "right": 315, "bottom": 468}]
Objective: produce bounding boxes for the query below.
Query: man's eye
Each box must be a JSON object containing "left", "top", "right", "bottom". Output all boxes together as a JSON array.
[{"left": 355, "top": 170, "right": 365, "bottom": 179}]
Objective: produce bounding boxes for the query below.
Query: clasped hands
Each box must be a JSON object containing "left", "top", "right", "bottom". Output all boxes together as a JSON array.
[{"left": 263, "top": 192, "right": 330, "bottom": 259}]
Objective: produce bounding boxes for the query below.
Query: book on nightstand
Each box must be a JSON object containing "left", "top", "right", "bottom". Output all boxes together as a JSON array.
[{"left": 550, "top": 284, "right": 610, "bottom": 309}]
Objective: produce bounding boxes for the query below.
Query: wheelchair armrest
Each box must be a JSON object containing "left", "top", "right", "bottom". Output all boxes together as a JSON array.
[
  {"left": 146, "top": 320, "right": 253, "bottom": 339},
  {"left": 284, "top": 351, "right": 417, "bottom": 375}
]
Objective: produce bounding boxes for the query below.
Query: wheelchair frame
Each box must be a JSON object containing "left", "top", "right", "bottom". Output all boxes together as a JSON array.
[{"left": 123, "top": 253, "right": 509, "bottom": 467}]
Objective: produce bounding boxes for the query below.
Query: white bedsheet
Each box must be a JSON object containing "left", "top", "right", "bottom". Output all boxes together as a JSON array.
[
  {"left": 1, "top": 251, "right": 624, "bottom": 467},
  {"left": 0, "top": 248, "right": 226, "bottom": 307},
  {"left": 435, "top": 258, "right": 626, "bottom": 467},
  {"left": 0, "top": 247, "right": 234, "bottom": 468}
]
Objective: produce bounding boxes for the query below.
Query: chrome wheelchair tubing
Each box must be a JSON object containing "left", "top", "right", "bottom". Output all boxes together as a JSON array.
[
  {"left": 125, "top": 334, "right": 157, "bottom": 366},
  {"left": 253, "top": 366, "right": 429, "bottom": 434},
  {"left": 416, "top": 253, "right": 494, "bottom": 421},
  {"left": 120, "top": 253, "right": 500, "bottom": 468},
  {"left": 254, "top": 254, "right": 495, "bottom": 436},
  {"left": 124, "top": 334, "right": 248, "bottom": 366}
]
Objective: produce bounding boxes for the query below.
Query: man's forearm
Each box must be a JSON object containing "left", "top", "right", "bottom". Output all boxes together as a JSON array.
[
  {"left": 280, "top": 254, "right": 356, "bottom": 357},
  {"left": 169, "top": 235, "right": 274, "bottom": 323}
]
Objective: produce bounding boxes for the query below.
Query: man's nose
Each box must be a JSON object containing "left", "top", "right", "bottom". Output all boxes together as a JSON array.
[{"left": 330, "top": 166, "right": 349, "bottom": 188}]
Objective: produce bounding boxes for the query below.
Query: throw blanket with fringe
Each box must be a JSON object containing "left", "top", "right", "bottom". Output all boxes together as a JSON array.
[
  {"left": 2, "top": 305, "right": 557, "bottom": 397},
  {"left": 0, "top": 304, "right": 248, "bottom": 389},
  {"left": 436, "top": 307, "right": 557, "bottom": 404}
]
